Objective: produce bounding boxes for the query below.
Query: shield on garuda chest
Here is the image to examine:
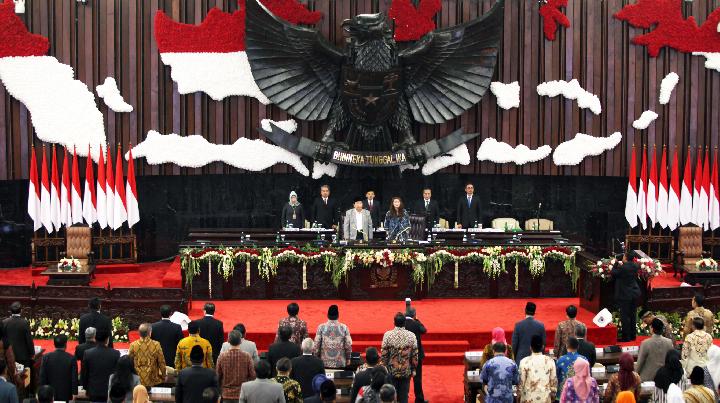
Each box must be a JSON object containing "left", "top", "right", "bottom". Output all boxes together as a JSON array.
[{"left": 341, "top": 66, "right": 402, "bottom": 126}]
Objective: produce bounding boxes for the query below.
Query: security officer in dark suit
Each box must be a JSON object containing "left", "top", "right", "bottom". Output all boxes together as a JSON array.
[
  {"left": 78, "top": 297, "right": 113, "bottom": 347},
  {"left": 151, "top": 305, "right": 184, "bottom": 368},
  {"left": 405, "top": 307, "right": 428, "bottom": 403},
  {"left": 81, "top": 330, "right": 120, "bottom": 402},
  {"left": 412, "top": 188, "right": 440, "bottom": 229},
  {"left": 175, "top": 346, "right": 218, "bottom": 403},
  {"left": 362, "top": 190, "right": 382, "bottom": 228},
  {"left": 310, "top": 185, "right": 338, "bottom": 229},
  {"left": 3, "top": 302, "right": 34, "bottom": 367},
  {"left": 40, "top": 334, "right": 78, "bottom": 402},
  {"left": 611, "top": 252, "right": 641, "bottom": 342},
  {"left": 197, "top": 303, "right": 224, "bottom": 364},
  {"left": 456, "top": 183, "right": 482, "bottom": 228}
]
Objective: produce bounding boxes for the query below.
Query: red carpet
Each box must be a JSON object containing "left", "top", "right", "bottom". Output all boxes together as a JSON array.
[{"left": 651, "top": 269, "right": 684, "bottom": 288}]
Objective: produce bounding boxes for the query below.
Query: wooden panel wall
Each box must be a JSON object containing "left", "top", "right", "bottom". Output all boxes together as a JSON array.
[{"left": 1, "top": 0, "right": 719, "bottom": 180}]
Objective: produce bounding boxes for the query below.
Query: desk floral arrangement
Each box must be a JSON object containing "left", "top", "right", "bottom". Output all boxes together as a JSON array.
[
  {"left": 29, "top": 316, "right": 129, "bottom": 342},
  {"left": 696, "top": 257, "right": 718, "bottom": 271},
  {"left": 590, "top": 256, "right": 663, "bottom": 281},
  {"left": 58, "top": 257, "right": 81, "bottom": 272}
]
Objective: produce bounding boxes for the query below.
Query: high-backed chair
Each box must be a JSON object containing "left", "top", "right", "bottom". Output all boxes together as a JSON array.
[
  {"left": 491, "top": 218, "right": 520, "bottom": 230},
  {"left": 524, "top": 218, "right": 554, "bottom": 231},
  {"left": 677, "top": 225, "right": 703, "bottom": 266},
  {"left": 409, "top": 214, "right": 426, "bottom": 240},
  {"left": 64, "top": 226, "right": 94, "bottom": 270}
]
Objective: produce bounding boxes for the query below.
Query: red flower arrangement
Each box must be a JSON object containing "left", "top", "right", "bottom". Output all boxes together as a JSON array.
[
  {"left": 0, "top": 0, "right": 49, "bottom": 57},
  {"left": 389, "top": 0, "right": 441, "bottom": 42},
  {"left": 539, "top": 0, "right": 570, "bottom": 41}
]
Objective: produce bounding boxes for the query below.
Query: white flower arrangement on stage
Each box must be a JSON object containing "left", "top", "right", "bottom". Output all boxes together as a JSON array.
[
  {"left": 58, "top": 257, "right": 81, "bottom": 272},
  {"left": 591, "top": 256, "right": 663, "bottom": 281},
  {"left": 696, "top": 258, "right": 718, "bottom": 271}
]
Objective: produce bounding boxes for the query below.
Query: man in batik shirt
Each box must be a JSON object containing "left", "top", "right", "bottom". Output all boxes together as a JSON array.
[
  {"left": 313, "top": 305, "right": 352, "bottom": 369},
  {"left": 553, "top": 305, "right": 582, "bottom": 357},
  {"left": 480, "top": 342, "right": 519, "bottom": 403},
  {"left": 274, "top": 357, "right": 303, "bottom": 403},
  {"left": 555, "top": 337, "right": 586, "bottom": 399},
  {"left": 519, "top": 335, "right": 557, "bottom": 403},
  {"left": 381, "top": 313, "right": 418, "bottom": 403},
  {"left": 275, "top": 302, "right": 308, "bottom": 347}
]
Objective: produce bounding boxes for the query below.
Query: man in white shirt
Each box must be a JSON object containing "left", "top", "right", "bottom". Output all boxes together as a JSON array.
[{"left": 344, "top": 196, "right": 373, "bottom": 241}]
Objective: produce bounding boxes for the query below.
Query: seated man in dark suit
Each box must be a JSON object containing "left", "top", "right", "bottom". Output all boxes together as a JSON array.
[
  {"left": 152, "top": 304, "right": 184, "bottom": 369},
  {"left": 3, "top": 302, "right": 34, "bottom": 369},
  {"left": 0, "top": 358, "right": 18, "bottom": 403},
  {"left": 350, "top": 347, "right": 388, "bottom": 403},
  {"left": 74, "top": 327, "right": 97, "bottom": 362},
  {"left": 39, "top": 334, "right": 78, "bottom": 402},
  {"left": 412, "top": 188, "right": 440, "bottom": 229},
  {"left": 291, "top": 338, "right": 326, "bottom": 399},
  {"left": 268, "top": 326, "right": 302, "bottom": 376},
  {"left": 81, "top": 329, "right": 120, "bottom": 402},
  {"left": 79, "top": 297, "right": 113, "bottom": 347},
  {"left": 197, "top": 302, "right": 224, "bottom": 365},
  {"left": 511, "top": 302, "right": 546, "bottom": 364},
  {"left": 175, "top": 346, "right": 218, "bottom": 403},
  {"left": 575, "top": 323, "right": 596, "bottom": 367}
]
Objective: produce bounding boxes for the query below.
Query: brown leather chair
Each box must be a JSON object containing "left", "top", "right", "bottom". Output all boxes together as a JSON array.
[
  {"left": 63, "top": 226, "right": 94, "bottom": 270},
  {"left": 676, "top": 225, "right": 703, "bottom": 278},
  {"left": 409, "top": 214, "right": 426, "bottom": 240}
]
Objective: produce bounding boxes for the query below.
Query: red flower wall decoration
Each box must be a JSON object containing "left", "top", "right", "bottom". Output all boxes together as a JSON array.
[
  {"left": 539, "top": 0, "right": 570, "bottom": 41},
  {"left": 389, "top": 0, "right": 442, "bottom": 42},
  {"left": 0, "top": 0, "right": 49, "bottom": 57},
  {"left": 614, "top": 0, "right": 720, "bottom": 57}
]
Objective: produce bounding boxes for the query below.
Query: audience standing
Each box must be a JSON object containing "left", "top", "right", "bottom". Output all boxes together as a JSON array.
[
  {"left": 221, "top": 323, "right": 259, "bottom": 364},
  {"left": 684, "top": 366, "right": 715, "bottom": 403},
  {"left": 314, "top": 305, "right": 352, "bottom": 369},
  {"left": 636, "top": 318, "right": 674, "bottom": 381},
  {"left": 197, "top": 302, "right": 225, "bottom": 365},
  {"left": 305, "top": 379, "right": 336, "bottom": 403},
  {"left": 175, "top": 345, "right": 219, "bottom": 403},
  {"left": 79, "top": 297, "right": 113, "bottom": 347},
  {"left": 351, "top": 347, "right": 388, "bottom": 402},
  {"left": 151, "top": 305, "right": 184, "bottom": 369},
  {"left": 128, "top": 323, "right": 166, "bottom": 387},
  {"left": 381, "top": 313, "right": 419, "bottom": 403},
  {"left": 291, "top": 338, "right": 326, "bottom": 399},
  {"left": 274, "top": 357, "right": 302, "bottom": 403},
  {"left": 481, "top": 327, "right": 514, "bottom": 367},
  {"left": 480, "top": 342, "right": 519, "bottom": 403},
  {"left": 556, "top": 337, "right": 586, "bottom": 399},
  {"left": 683, "top": 317, "right": 714, "bottom": 375},
  {"left": 268, "top": 325, "right": 302, "bottom": 375},
  {"left": 0, "top": 359, "right": 17, "bottom": 403},
  {"left": 3, "top": 302, "right": 34, "bottom": 369},
  {"left": 512, "top": 302, "right": 546, "bottom": 364},
  {"left": 175, "top": 321, "right": 213, "bottom": 370},
  {"left": 519, "top": 335, "right": 557, "bottom": 403},
  {"left": 683, "top": 294, "right": 714, "bottom": 337},
  {"left": 39, "top": 334, "right": 77, "bottom": 402},
  {"left": 653, "top": 349, "right": 688, "bottom": 403},
  {"left": 574, "top": 324, "right": 596, "bottom": 368},
  {"left": 0, "top": 326, "right": 19, "bottom": 392},
  {"left": 380, "top": 384, "right": 397, "bottom": 403},
  {"left": 276, "top": 302, "right": 309, "bottom": 347},
  {"left": 356, "top": 366, "right": 389, "bottom": 403},
  {"left": 554, "top": 305, "right": 581, "bottom": 357},
  {"left": 238, "top": 360, "right": 285, "bottom": 403},
  {"left": 603, "top": 352, "right": 641, "bottom": 403},
  {"left": 74, "top": 327, "right": 97, "bottom": 362},
  {"left": 559, "top": 358, "right": 598, "bottom": 403},
  {"left": 704, "top": 345, "right": 720, "bottom": 399},
  {"left": 81, "top": 329, "right": 120, "bottom": 402},
  {"left": 404, "top": 307, "right": 427, "bottom": 403},
  {"left": 108, "top": 355, "right": 141, "bottom": 403},
  {"left": 36, "top": 385, "right": 54, "bottom": 403},
  {"left": 216, "top": 330, "right": 256, "bottom": 402}
]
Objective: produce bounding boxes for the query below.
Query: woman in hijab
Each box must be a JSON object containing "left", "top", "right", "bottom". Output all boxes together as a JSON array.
[
  {"left": 560, "top": 358, "right": 599, "bottom": 403},
  {"left": 615, "top": 391, "right": 636, "bottom": 403},
  {"left": 281, "top": 191, "right": 305, "bottom": 228},
  {"left": 480, "top": 327, "right": 514, "bottom": 366},
  {"left": 654, "top": 349, "right": 689, "bottom": 402},
  {"left": 132, "top": 385, "right": 151, "bottom": 403},
  {"left": 604, "top": 352, "right": 641, "bottom": 403},
  {"left": 699, "top": 344, "right": 720, "bottom": 399}
]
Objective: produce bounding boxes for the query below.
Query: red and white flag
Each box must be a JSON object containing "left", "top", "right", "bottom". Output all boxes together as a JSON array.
[
  {"left": 49, "top": 145, "right": 61, "bottom": 231},
  {"left": 691, "top": 148, "right": 703, "bottom": 225},
  {"left": 96, "top": 148, "right": 107, "bottom": 229},
  {"left": 71, "top": 147, "right": 83, "bottom": 224},
  {"left": 625, "top": 146, "right": 638, "bottom": 228},
  {"left": 27, "top": 146, "right": 41, "bottom": 231},
  {"left": 647, "top": 147, "right": 658, "bottom": 227},
  {"left": 710, "top": 149, "right": 720, "bottom": 231},
  {"left": 113, "top": 145, "right": 127, "bottom": 230},
  {"left": 637, "top": 147, "right": 648, "bottom": 229},
  {"left": 82, "top": 145, "right": 97, "bottom": 226},
  {"left": 667, "top": 148, "right": 681, "bottom": 230},
  {"left": 699, "top": 149, "right": 711, "bottom": 230},
  {"left": 680, "top": 148, "right": 694, "bottom": 225},
  {"left": 39, "top": 146, "right": 53, "bottom": 233},
  {"left": 657, "top": 147, "right": 669, "bottom": 229},
  {"left": 60, "top": 147, "right": 72, "bottom": 226},
  {"left": 126, "top": 148, "right": 139, "bottom": 228},
  {"left": 105, "top": 148, "right": 115, "bottom": 230}
]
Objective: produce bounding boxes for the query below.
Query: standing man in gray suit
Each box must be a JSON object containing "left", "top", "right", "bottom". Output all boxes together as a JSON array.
[
  {"left": 344, "top": 196, "right": 373, "bottom": 241},
  {"left": 239, "top": 360, "right": 285, "bottom": 403},
  {"left": 636, "top": 318, "right": 674, "bottom": 381},
  {"left": 0, "top": 359, "right": 17, "bottom": 403},
  {"left": 511, "top": 302, "right": 546, "bottom": 364}
]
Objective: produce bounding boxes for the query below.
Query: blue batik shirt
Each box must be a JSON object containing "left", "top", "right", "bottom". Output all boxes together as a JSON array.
[
  {"left": 556, "top": 351, "right": 587, "bottom": 398},
  {"left": 480, "top": 353, "right": 519, "bottom": 403}
]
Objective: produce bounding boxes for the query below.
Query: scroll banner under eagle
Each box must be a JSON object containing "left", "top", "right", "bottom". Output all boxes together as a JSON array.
[{"left": 246, "top": 0, "right": 505, "bottom": 175}]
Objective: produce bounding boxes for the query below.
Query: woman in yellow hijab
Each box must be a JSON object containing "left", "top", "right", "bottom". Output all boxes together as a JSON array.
[{"left": 615, "top": 390, "right": 636, "bottom": 403}]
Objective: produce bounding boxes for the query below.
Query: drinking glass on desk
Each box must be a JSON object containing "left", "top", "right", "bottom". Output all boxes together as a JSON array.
[{"left": 280, "top": 234, "right": 286, "bottom": 242}]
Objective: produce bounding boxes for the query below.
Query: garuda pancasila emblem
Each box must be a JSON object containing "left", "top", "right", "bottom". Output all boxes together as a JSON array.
[{"left": 246, "top": 0, "right": 504, "bottom": 177}]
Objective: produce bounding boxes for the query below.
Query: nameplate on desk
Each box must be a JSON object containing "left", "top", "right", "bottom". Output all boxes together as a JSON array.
[
  {"left": 150, "top": 387, "right": 172, "bottom": 395},
  {"left": 119, "top": 349, "right": 129, "bottom": 356},
  {"left": 641, "top": 381, "right": 655, "bottom": 388},
  {"left": 595, "top": 347, "right": 604, "bottom": 354},
  {"left": 591, "top": 367, "right": 605, "bottom": 374},
  {"left": 465, "top": 351, "right": 483, "bottom": 359},
  {"left": 325, "top": 372, "right": 334, "bottom": 379},
  {"left": 467, "top": 370, "right": 480, "bottom": 381},
  {"left": 621, "top": 346, "right": 639, "bottom": 353}
]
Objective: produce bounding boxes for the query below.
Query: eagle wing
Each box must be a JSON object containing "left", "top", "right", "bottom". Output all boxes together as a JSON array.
[
  {"left": 399, "top": 0, "right": 504, "bottom": 125},
  {"left": 245, "top": 0, "right": 344, "bottom": 121}
]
